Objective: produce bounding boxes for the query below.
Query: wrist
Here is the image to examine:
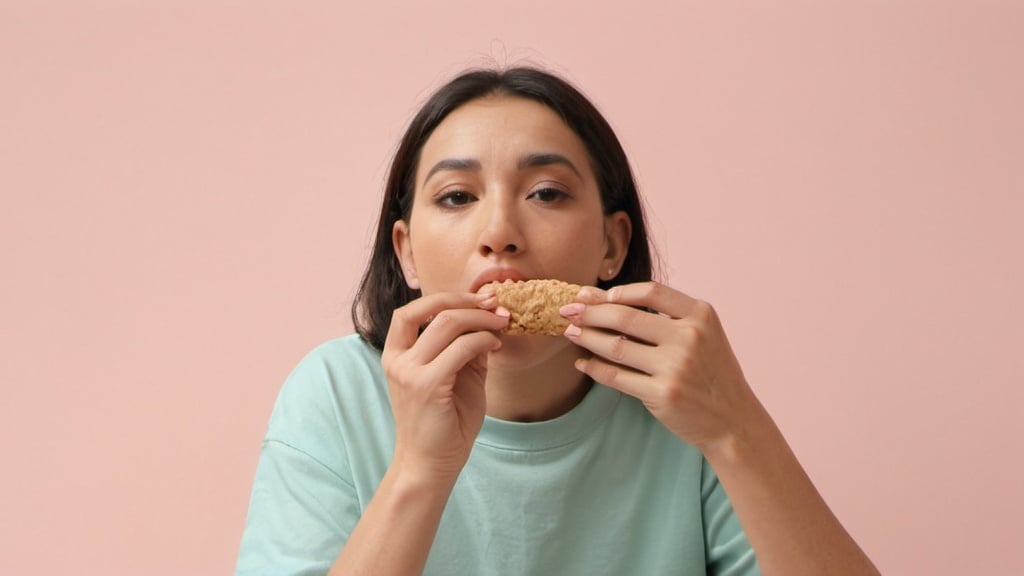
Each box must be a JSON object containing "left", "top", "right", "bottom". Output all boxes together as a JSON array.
[
  {"left": 701, "top": 390, "right": 778, "bottom": 471},
  {"left": 388, "top": 450, "right": 462, "bottom": 497}
]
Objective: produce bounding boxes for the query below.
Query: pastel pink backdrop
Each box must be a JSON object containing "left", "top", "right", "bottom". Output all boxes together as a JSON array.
[{"left": 1, "top": 2, "right": 1021, "bottom": 574}]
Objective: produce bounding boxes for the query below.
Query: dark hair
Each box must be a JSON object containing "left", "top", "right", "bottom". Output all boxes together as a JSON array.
[{"left": 352, "top": 66, "right": 656, "bottom": 350}]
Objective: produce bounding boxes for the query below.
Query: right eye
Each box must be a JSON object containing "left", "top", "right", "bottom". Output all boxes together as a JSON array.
[{"left": 436, "top": 190, "right": 476, "bottom": 208}]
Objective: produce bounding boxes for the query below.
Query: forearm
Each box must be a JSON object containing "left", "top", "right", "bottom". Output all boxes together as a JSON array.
[
  {"left": 704, "top": 392, "right": 880, "bottom": 576},
  {"left": 329, "top": 463, "right": 455, "bottom": 576}
]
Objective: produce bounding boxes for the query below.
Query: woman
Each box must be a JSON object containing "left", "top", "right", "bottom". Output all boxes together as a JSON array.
[{"left": 237, "top": 67, "right": 879, "bottom": 575}]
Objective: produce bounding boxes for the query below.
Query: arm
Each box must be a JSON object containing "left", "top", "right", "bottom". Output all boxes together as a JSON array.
[
  {"left": 565, "top": 282, "right": 879, "bottom": 576},
  {"left": 703, "top": 392, "right": 879, "bottom": 575},
  {"left": 329, "top": 291, "right": 507, "bottom": 575},
  {"left": 329, "top": 464, "right": 455, "bottom": 575}
]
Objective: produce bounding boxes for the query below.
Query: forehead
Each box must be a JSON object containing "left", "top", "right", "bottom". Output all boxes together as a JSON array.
[{"left": 417, "top": 95, "right": 592, "bottom": 179}]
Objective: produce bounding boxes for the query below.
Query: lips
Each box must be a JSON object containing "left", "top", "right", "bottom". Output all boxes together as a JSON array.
[{"left": 470, "top": 267, "right": 528, "bottom": 293}]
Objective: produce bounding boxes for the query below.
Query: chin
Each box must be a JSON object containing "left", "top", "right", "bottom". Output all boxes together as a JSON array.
[{"left": 488, "top": 334, "right": 576, "bottom": 370}]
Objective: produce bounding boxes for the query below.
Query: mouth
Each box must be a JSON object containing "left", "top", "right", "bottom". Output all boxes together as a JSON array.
[{"left": 470, "top": 267, "right": 528, "bottom": 293}]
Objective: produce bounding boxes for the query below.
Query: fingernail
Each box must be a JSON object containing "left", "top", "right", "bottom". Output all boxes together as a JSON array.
[
  {"left": 495, "top": 305, "right": 510, "bottom": 318},
  {"left": 478, "top": 295, "right": 498, "bottom": 309},
  {"left": 559, "top": 303, "right": 585, "bottom": 317},
  {"left": 577, "top": 286, "right": 605, "bottom": 302},
  {"left": 563, "top": 324, "right": 582, "bottom": 338}
]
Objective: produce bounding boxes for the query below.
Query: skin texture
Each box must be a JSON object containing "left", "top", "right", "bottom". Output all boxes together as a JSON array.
[{"left": 331, "top": 95, "right": 880, "bottom": 576}]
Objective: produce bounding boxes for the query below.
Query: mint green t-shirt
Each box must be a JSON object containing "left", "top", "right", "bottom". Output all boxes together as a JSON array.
[{"left": 236, "top": 335, "right": 759, "bottom": 575}]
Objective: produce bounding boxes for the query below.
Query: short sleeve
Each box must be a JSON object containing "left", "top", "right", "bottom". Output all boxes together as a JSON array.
[
  {"left": 701, "top": 457, "right": 761, "bottom": 576},
  {"left": 235, "top": 341, "right": 368, "bottom": 576},
  {"left": 235, "top": 440, "right": 360, "bottom": 575}
]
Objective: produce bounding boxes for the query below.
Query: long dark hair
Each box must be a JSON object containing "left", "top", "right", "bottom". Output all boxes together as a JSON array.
[{"left": 352, "top": 67, "right": 656, "bottom": 351}]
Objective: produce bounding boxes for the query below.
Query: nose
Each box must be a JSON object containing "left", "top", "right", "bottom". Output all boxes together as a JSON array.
[{"left": 478, "top": 196, "right": 523, "bottom": 257}]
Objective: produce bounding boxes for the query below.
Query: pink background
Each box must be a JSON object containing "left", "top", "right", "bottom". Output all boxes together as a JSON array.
[{"left": 2, "top": 2, "right": 1021, "bottom": 574}]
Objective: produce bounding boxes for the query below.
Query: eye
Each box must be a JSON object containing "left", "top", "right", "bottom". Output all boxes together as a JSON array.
[
  {"left": 436, "top": 190, "right": 477, "bottom": 208},
  {"left": 528, "top": 187, "right": 570, "bottom": 204}
]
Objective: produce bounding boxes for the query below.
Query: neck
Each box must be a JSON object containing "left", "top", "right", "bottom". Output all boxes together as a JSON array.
[{"left": 484, "top": 342, "right": 592, "bottom": 422}]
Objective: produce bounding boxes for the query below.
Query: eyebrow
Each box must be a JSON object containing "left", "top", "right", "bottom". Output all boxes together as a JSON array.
[
  {"left": 422, "top": 158, "right": 482, "bottom": 186},
  {"left": 422, "top": 152, "right": 582, "bottom": 186},
  {"left": 518, "top": 152, "right": 582, "bottom": 179}
]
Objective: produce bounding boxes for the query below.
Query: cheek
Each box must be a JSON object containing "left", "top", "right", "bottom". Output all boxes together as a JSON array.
[
  {"left": 409, "top": 220, "right": 473, "bottom": 288},
  {"left": 536, "top": 215, "right": 607, "bottom": 277},
  {"left": 567, "top": 213, "right": 607, "bottom": 251}
]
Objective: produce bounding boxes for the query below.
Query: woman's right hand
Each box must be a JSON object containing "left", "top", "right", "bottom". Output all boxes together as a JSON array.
[{"left": 381, "top": 291, "right": 508, "bottom": 484}]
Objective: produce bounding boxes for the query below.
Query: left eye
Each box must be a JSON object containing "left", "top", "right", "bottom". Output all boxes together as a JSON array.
[{"left": 528, "top": 187, "right": 569, "bottom": 203}]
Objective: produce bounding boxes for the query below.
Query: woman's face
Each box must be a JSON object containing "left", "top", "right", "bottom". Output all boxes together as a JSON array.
[{"left": 393, "top": 95, "right": 630, "bottom": 361}]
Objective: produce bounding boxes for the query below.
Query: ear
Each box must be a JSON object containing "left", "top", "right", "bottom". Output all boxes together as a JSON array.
[
  {"left": 392, "top": 219, "right": 420, "bottom": 290},
  {"left": 600, "top": 211, "right": 632, "bottom": 281}
]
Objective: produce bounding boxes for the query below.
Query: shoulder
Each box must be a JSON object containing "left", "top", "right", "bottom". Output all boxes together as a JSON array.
[
  {"left": 281, "top": 334, "right": 383, "bottom": 396},
  {"left": 265, "top": 334, "right": 388, "bottom": 442},
  {"left": 291, "top": 333, "right": 383, "bottom": 379}
]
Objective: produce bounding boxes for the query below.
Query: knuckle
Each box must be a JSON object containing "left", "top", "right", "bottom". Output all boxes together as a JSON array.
[
  {"left": 431, "top": 310, "right": 459, "bottom": 331},
  {"left": 608, "top": 334, "right": 629, "bottom": 362},
  {"left": 618, "top": 308, "right": 642, "bottom": 334},
  {"left": 683, "top": 353, "right": 699, "bottom": 374},
  {"left": 659, "top": 382, "right": 685, "bottom": 406},
  {"left": 392, "top": 306, "right": 413, "bottom": 327},
  {"left": 384, "top": 355, "right": 407, "bottom": 384},
  {"left": 450, "top": 333, "right": 483, "bottom": 361},
  {"left": 452, "top": 335, "right": 473, "bottom": 357},
  {"left": 640, "top": 281, "right": 660, "bottom": 300},
  {"left": 694, "top": 300, "right": 715, "bottom": 322},
  {"left": 680, "top": 324, "right": 703, "bottom": 346},
  {"left": 664, "top": 355, "right": 684, "bottom": 377},
  {"left": 666, "top": 351, "right": 697, "bottom": 377},
  {"left": 591, "top": 360, "right": 620, "bottom": 385}
]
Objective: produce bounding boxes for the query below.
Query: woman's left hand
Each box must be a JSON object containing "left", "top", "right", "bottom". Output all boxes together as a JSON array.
[{"left": 561, "top": 281, "right": 758, "bottom": 454}]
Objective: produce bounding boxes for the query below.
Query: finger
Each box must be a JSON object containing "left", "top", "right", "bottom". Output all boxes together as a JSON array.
[
  {"left": 425, "top": 330, "right": 503, "bottom": 383},
  {"left": 563, "top": 323, "right": 661, "bottom": 376},
  {"left": 409, "top": 307, "right": 510, "bottom": 364},
  {"left": 576, "top": 282, "right": 698, "bottom": 319},
  {"left": 454, "top": 350, "right": 490, "bottom": 404},
  {"left": 385, "top": 292, "right": 496, "bottom": 351},
  {"left": 573, "top": 355, "right": 650, "bottom": 400},
  {"left": 559, "top": 301, "right": 673, "bottom": 345}
]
